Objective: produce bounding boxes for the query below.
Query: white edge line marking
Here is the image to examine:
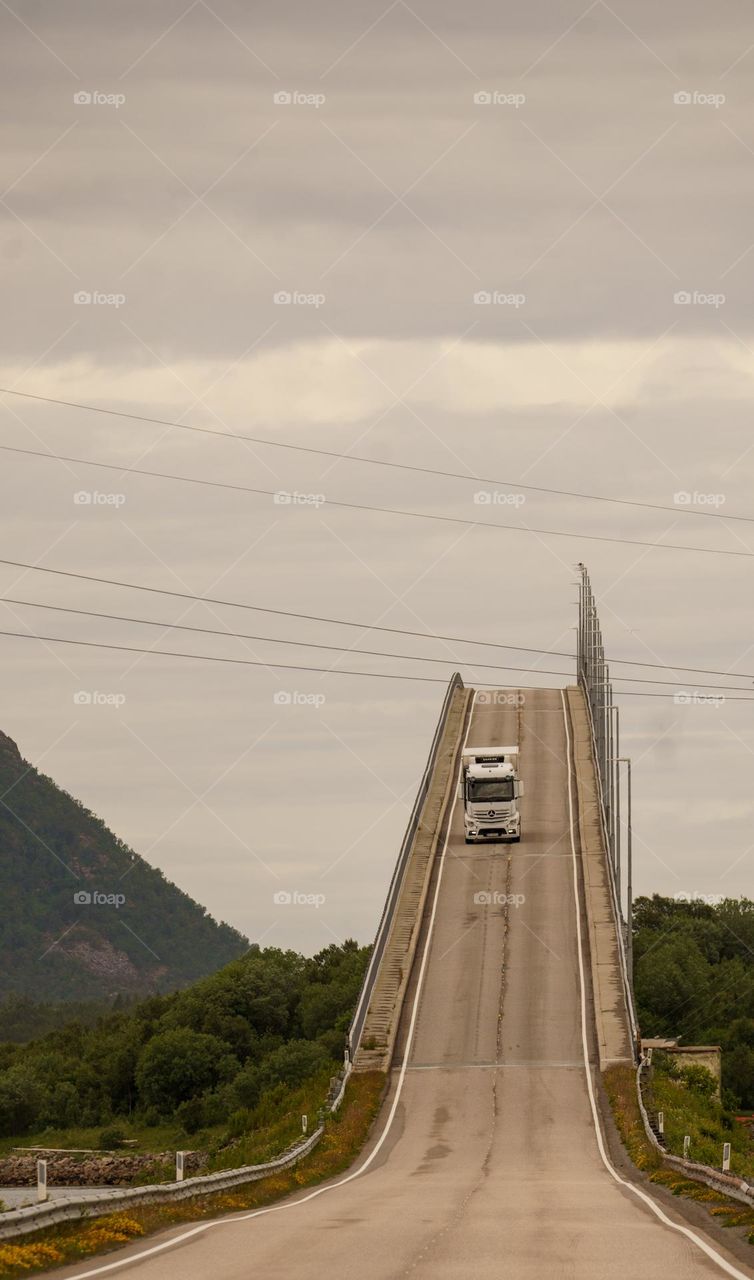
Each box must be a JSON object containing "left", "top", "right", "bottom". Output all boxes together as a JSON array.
[
  {"left": 63, "top": 695, "right": 478, "bottom": 1279},
  {"left": 561, "top": 688, "right": 752, "bottom": 1280}
]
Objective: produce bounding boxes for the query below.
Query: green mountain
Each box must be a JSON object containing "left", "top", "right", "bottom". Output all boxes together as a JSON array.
[{"left": 0, "top": 730, "right": 249, "bottom": 1000}]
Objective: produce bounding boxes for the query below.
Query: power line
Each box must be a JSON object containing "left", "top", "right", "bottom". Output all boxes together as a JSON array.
[
  {"left": 3, "top": 595, "right": 751, "bottom": 693},
  {"left": 5, "top": 596, "right": 569, "bottom": 680},
  {"left": 0, "top": 628, "right": 446, "bottom": 682},
  {"left": 2, "top": 628, "right": 753, "bottom": 699},
  {"left": 2, "top": 442, "right": 753, "bottom": 561},
  {"left": 1, "top": 556, "right": 753, "bottom": 683},
  {"left": 0, "top": 384, "right": 750, "bottom": 525}
]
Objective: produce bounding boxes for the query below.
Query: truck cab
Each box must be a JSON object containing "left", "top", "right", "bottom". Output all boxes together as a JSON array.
[{"left": 461, "top": 746, "right": 524, "bottom": 844}]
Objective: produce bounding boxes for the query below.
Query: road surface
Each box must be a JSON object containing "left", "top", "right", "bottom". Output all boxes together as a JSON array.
[
  {"left": 58, "top": 688, "right": 754, "bottom": 1280},
  {"left": 0, "top": 1188, "right": 111, "bottom": 1210}
]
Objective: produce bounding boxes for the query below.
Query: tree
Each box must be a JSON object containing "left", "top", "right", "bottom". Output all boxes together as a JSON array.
[
  {"left": 0, "top": 1064, "right": 47, "bottom": 1136},
  {"left": 259, "top": 1039, "right": 330, "bottom": 1089},
  {"left": 633, "top": 897, "right": 754, "bottom": 1106},
  {"left": 634, "top": 934, "right": 712, "bottom": 1039},
  {"left": 0, "top": 939, "right": 370, "bottom": 1139},
  {"left": 722, "top": 1044, "right": 754, "bottom": 1110},
  {"left": 135, "top": 1028, "right": 237, "bottom": 1114}
]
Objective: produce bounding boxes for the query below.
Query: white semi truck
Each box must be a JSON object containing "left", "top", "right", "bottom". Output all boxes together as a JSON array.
[{"left": 461, "top": 746, "right": 524, "bottom": 844}]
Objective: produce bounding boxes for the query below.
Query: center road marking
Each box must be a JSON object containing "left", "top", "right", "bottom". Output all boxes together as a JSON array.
[{"left": 405, "top": 1061, "right": 584, "bottom": 1071}]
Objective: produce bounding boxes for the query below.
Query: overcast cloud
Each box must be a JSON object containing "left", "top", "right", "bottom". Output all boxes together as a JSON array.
[{"left": 1, "top": 0, "right": 753, "bottom": 963}]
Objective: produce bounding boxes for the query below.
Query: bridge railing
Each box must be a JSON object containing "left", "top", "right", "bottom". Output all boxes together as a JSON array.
[
  {"left": 346, "top": 672, "right": 465, "bottom": 1061},
  {"left": 576, "top": 566, "right": 638, "bottom": 1048}
]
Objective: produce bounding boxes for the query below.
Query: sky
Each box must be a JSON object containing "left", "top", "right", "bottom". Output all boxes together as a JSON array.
[{"left": 1, "top": 0, "right": 754, "bottom": 965}]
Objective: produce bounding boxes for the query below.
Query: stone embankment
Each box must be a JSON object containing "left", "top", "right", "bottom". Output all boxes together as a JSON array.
[{"left": 0, "top": 1149, "right": 207, "bottom": 1187}]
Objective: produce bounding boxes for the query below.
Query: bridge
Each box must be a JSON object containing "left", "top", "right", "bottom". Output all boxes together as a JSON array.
[{"left": 49, "top": 570, "right": 754, "bottom": 1279}]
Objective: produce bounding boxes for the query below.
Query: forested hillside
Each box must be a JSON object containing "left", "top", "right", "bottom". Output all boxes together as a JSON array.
[
  {"left": 634, "top": 894, "right": 754, "bottom": 1107},
  {"left": 0, "top": 730, "right": 248, "bottom": 999},
  {"left": 0, "top": 941, "right": 368, "bottom": 1139}
]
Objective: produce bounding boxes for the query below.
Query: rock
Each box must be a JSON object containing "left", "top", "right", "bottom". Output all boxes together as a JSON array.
[{"left": 0, "top": 1149, "right": 208, "bottom": 1188}]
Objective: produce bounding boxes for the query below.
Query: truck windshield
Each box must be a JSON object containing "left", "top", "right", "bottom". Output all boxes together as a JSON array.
[{"left": 467, "top": 778, "right": 515, "bottom": 802}]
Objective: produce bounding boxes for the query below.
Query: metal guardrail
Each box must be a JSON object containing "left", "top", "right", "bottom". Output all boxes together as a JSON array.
[
  {"left": 0, "top": 1132, "right": 322, "bottom": 1240},
  {"left": 0, "top": 1067, "right": 351, "bottom": 1241},
  {"left": 636, "top": 1060, "right": 754, "bottom": 1207},
  {"left": 347, "top": 673, "right": 465, "bottom": 1060}
]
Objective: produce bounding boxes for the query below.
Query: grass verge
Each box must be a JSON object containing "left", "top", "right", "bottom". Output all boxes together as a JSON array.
[
  {"left": 651, "top": 1067, "right": 754, "bottom": 1183},
  {"left": 0, "top": 1071, "right": 385, "bottom": 1279},
  {"left": 604, "top": 1065, "right": 754, "bottom": 1245},
  {"left": 0, "top": 1070, "right": 342, "bottom": 1188}
]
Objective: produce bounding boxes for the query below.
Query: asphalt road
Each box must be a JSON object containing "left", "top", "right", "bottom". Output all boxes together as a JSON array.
[
  {"left": 0, "top": 1188, "right": 111, "bottom": 1210},
  {"left": 58, "top": 688, "right": 754, "bottom": 1280}
]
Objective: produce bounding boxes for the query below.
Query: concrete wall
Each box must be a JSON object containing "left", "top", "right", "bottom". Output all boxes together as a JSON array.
[
  {"left": 566, "top": 686, "right": 635, "bottom": 1069},
  {"left": 353, "top": 686, "right": 473, "bottom": 1072},
  {"left": 643, "top": 1043, "right": 722, "bottom": 1095}
]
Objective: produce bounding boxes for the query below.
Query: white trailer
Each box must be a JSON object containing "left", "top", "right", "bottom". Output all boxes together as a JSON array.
[{"left": 461, "top": 746, "right": 524, "bottom": 844}]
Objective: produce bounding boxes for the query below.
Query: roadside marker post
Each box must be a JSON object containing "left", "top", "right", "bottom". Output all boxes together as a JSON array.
[
  {"left": 176, "top": 1152, "right": 186, "bottom": 1182},
  {"left": 36, "top": 1160, "right": 47, "bottom": 1203}
]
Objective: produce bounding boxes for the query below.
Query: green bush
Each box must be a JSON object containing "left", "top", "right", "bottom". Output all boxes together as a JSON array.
[
  {"left": 0, "top": 1065, "right": 47, "bottom": 1136},
  {"left": 98, "top": 1127, "right": 126, "bottom": 1150},
  {"left": 247, "top": 1084, "right": 289, "bottom": 1129},
  {"left": 679, "top": 1065, "right": 718, "bottom": 1097},
  {"left": 259, "top": 1040, "right": 330, "bottom": 1090},
  {"left": 175, "top": 1098, "right": 205, "bottom": 1135},
  {"left": 230, "top": 1062, "right": 262, "bottom": 1110},
  {"left": 200, "top": 1088, "right": 231, "bottom": 1127},
  {"left": 135, "top": 1029, "right": 238, "bottom": 1114},
  {"left": 316, "top": 1028, "right": 346, "bottom": 1060},
  {"left": 226, "top": 1108, "right": 252, "bottom": 1139}
]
